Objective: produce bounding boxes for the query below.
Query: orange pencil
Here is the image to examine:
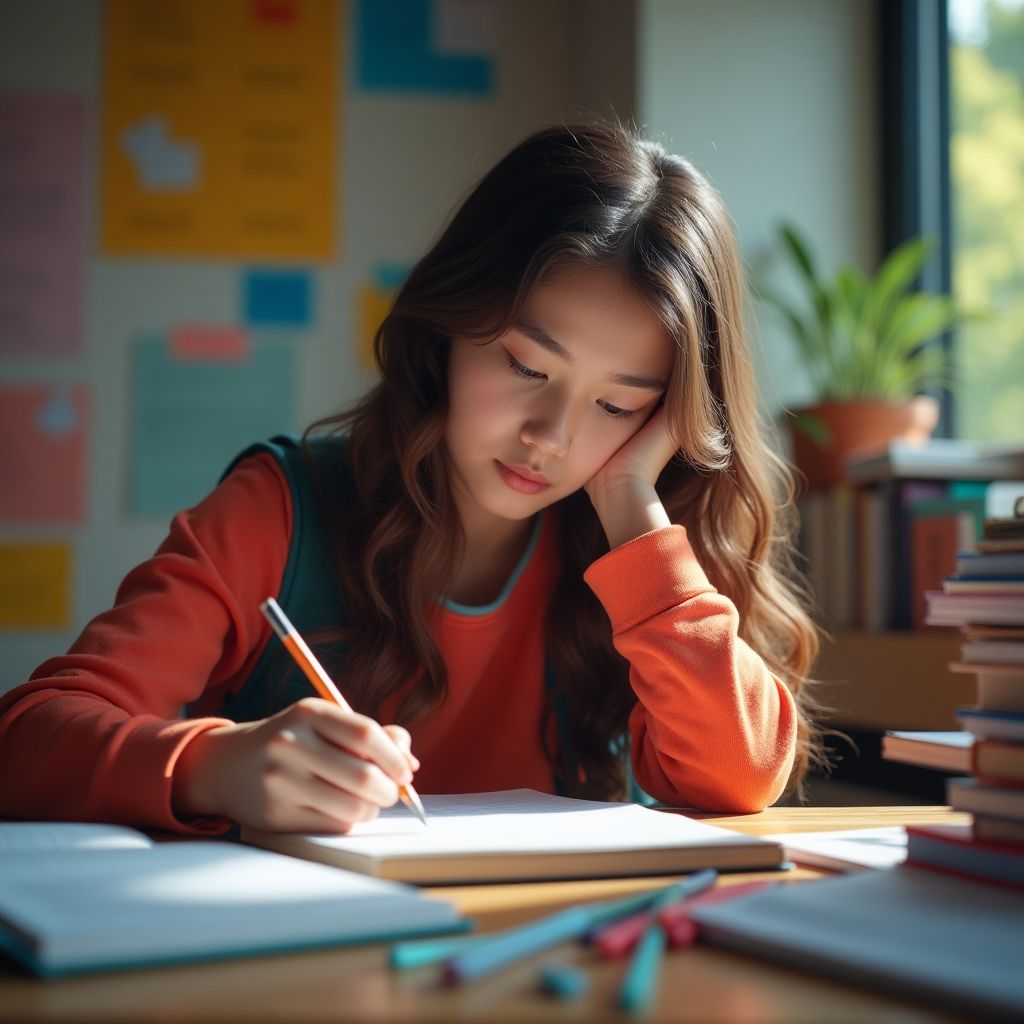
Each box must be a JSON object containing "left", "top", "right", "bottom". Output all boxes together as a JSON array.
[{"left": 260, "top": 596, "right": 428, "bottom": 825}]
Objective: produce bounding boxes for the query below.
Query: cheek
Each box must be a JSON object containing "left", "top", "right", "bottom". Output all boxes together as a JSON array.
[{"left": 448, "top": 351, "right": 518, "bottom": 435}]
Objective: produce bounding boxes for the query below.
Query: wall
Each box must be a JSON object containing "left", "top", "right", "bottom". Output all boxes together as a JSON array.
[{"left": 637, "top": 0, "right": 880, "bottom": 413}]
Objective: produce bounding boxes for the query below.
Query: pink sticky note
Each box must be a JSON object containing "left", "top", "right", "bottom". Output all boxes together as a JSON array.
[
  {"left": 170, "top": 325, "right": 250, "bottom": 362},
  {"left": 0, "top": 386, "right": 89, "bottom": 522},
  {"left": 0, "top": 96, "right": 88, "bottom": 356}
]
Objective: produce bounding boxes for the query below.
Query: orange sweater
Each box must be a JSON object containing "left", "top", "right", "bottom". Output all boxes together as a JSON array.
[{"left": 0, "top": 455, "right": 797, "bottom": 832}]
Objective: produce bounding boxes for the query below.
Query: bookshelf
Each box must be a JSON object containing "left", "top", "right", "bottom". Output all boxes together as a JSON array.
[{"left": 813, "top": 629, "right": 967, "bottom": 731}]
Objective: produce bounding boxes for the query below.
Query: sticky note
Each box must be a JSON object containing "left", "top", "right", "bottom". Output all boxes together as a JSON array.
[
  {"left": 101, "top": 0, "right": 339, "bottom": 259},
  {"left": 0, "top": 542, "right": 72, "bottom": 629},
  {"left": 0, "top": 95, "right": 87, "bottom": 356},
  {"left": 131, "top": 334, "right": 295, "bottom": 515},
  {"left": 171, "top": 325, "right": 249, "bottom": 362},
  {"left": 243, "top": 269, "right": 313, "bottom": 327},
  {"left": 0, "top": 386, "right": 89, "bottom": 523},
  {"left": 356, "top": 0, "right": 494, "bottom": 95}
]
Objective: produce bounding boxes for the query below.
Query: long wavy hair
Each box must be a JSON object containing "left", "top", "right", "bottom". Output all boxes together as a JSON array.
[{"left": 309, "top": 120, "right": 823, "bottom": 801}]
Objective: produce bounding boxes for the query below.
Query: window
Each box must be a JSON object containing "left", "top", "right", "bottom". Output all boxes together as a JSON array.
[{"left": 948, "top": 0, "right": 1024, "bottom": 441}]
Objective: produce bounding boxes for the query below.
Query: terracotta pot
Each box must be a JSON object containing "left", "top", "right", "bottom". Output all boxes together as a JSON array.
[{"left": 787, "top": 395, "right": 940, "bottom": 489}]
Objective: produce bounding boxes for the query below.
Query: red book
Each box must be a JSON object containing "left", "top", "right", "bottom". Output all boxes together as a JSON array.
[{"left": 905, "top": 823, "right": 1024, "bottom": 890}]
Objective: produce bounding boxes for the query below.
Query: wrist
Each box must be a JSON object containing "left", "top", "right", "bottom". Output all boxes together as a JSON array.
[
  {"left": 171, "top": 725, "right": 234, "bottom": 820},
  {"left": 588, "top": 478, "right": 671, "bottom": 550}
]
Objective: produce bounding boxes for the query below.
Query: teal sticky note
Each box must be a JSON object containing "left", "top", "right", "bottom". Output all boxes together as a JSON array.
[
  {"left": 243, "top": 270, "right": 313, "bottom": 327},
  {"left": 356, "top": 0, "right": 494, "bottom": 96},
  {"left": 130, "top": 335, "right": 295, "bottom": 515}
]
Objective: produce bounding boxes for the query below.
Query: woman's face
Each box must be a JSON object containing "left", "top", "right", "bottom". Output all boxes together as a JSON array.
[{"left": 445, "top": 264, "right": 675, "bottom": 528}]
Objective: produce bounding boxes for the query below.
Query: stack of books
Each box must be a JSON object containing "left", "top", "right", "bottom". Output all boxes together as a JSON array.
[{"left": 906, "top": 507, "right": 1024, "bottom": 887}]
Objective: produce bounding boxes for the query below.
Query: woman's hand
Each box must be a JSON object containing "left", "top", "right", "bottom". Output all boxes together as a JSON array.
[
  {"left": 584, "top": 406, "right": 678, "bottom": 549},
  {"left": 585, "top": 405, "right": 677, "bottom": 498},
  {"left": 172, "top": 699, "right": 419, "bottom": 833}
]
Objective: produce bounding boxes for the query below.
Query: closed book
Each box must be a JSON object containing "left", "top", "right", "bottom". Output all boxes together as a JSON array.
[
  {"left": 956, "top": 707, "right": 1024, "bottom": 742},
  {"left": 925, "top": 592, "right": 1024, "bottom": 627},
  {"left": 947, "top": 777, "right": 1024, "bottom": 823},
  {"left": 911, "top": 511, "right": 975, "bottom": 628},
  {"left": 973, "top": 739, "right": 1024, "bottom": 785},
  {"left": 905, "top": 823, "right": 1024, "bottom": 889},
  {"left": 948, "top": 662, "right": 1024, "bottom": 712},
  {"left": 242, "top": 789, "right": 785, "bottom": 885},
  {"left": 688, "top": 866, "right": 1024, "bottom": 1020},
  {"left": 974, "top": 814, "right": 1024, "bottom": 846},
  {"left": 881, "top": 730, "right": 973, "bottom": 773},
  {"left": 944, "top": 578, "right": 1024, "bottom": 594},
  {"left": 846, "top": 439, "right": 1024, "bottom": 484},
  {"left": 960, "top": 637, "right": 1024, "bottom": 666},
  {"left": 955, "top": 550, "right": 1024, "bottom": 576},
  {"left": 0, "top": 824, "right": 465, "bottom": 978}
]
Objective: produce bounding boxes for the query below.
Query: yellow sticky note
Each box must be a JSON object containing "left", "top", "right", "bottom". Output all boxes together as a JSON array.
[
  {"left": 100, "top": 0, "right": 339, "bottom": 259},
  {"left": 358, "top": 284, "right": 394, "bottom": 369},
  {"left": 0, "top": 542, "right": 71, "bottom": 629}
]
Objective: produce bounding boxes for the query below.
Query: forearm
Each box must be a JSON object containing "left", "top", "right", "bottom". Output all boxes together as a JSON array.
[
  {"left": 583, "top": 526, "right": 798, "bottom": 812},
  {"left": 588, "top": 479, "right": 671, "bottom": 550}
]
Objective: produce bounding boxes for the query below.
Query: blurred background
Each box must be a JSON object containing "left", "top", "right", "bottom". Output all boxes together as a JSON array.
[{"left": 0, "top": 0, "right": 1021, "bottom": 719}]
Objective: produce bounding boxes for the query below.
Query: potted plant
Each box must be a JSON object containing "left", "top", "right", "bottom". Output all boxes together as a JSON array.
[{"left": 757, "top": 224, "right": 967, "bottom": 488}]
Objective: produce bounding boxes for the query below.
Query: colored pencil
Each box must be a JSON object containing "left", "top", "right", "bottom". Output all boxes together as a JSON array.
[
  {"left": 260, "top": 596, "right": 427, "bottom": 825},
  {"left": 589, "top": 869, "right": 718, "bottom": 958},
  {"left": 539, "top": 962, "right": 591, "bottom": 999},
  {"left": 618, "top": 919, "right": 667, "bottom": 1012},
  {"left": 442, "top": 886, "right": 674, "bottom": 985}
]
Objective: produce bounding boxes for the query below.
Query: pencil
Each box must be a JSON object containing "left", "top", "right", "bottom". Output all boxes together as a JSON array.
[{"left": 259, "top": 596, "right": 428, "bottom": 826}]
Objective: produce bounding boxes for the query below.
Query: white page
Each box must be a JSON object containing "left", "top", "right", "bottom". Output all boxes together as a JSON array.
[
  {"left": 286, "top": 789, "right": 765, "bottom": 860},
  {"left": 0, "top": 822, "right": 152, "bottom": 852},
  {"left": 765, "top": 827, "right": 907, "bottom": 870}
]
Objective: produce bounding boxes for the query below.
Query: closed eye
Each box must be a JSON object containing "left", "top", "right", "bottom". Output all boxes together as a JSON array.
[
  {"left": 506, "top": 351, "right": 545, "bottom": 379},
  {"left": 506, "top": 350, "right": 639, "bottom": 420}
]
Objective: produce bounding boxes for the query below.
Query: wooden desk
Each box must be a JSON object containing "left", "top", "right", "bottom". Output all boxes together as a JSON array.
[{"left": 0, "top": 806, "right": 971, "bottom": 1023}]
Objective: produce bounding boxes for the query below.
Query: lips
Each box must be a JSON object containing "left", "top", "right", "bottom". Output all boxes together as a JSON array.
[
  {"left": 504, "top": 463, "right": 550, "bottom": 485},
  {"left": 496, "top": 461, "right": 552, "bottom": 495}
]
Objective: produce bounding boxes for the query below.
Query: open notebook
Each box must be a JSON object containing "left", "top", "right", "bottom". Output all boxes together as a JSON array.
[
  {"left": 241, "top": 789, "right": 785, "bottom": 884},
  {"left": 0, "top": 823, "right": 464, "bottom": 977}
]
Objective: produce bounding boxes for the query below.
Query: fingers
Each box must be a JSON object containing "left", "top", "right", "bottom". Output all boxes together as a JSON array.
[
  {"left": 268, "top": 725, "right": 402, "bottom": 809},
  {"left": 382, "top": 723, "right": 420, "bottom": 771}
]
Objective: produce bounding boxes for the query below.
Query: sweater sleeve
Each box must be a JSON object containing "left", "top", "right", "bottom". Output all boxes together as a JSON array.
[
  {"left": 0, "top": 454, "right": 292, "bottom": 834},
  {"left": 583, "top": 525, "right": 797, "bottom": 813}
]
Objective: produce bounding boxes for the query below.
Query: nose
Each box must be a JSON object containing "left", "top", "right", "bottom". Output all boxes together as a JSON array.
[{"left": 521, "top": 392, "right": 572, "bottom": 458}]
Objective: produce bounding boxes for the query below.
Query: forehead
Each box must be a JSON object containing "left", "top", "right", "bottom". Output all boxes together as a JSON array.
[{"left": 524, "top": 264, "right": 674, "bottom": 370}]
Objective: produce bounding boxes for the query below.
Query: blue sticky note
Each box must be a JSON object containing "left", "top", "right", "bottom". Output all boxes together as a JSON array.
[
  {"left": 243, "top": 270, "right": 313, "bottom": 327},
  {"left": 374, "top": 262, "right": 409, "bottom": 291},
  {"left": 131, "top": 335, "right": 295, "bottom": 515},
  {"left": 356, "top": 0, "right": 493, "bottom": 96}
]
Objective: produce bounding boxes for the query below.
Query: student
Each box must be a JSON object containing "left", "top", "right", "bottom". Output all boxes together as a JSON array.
[{"left": 0, "top": 121, "right": 819, "bottom": 836}]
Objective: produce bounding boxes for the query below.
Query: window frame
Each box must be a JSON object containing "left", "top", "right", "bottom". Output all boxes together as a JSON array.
[{"left": 878, "top": 0, "right": 953, "bottom": 435}]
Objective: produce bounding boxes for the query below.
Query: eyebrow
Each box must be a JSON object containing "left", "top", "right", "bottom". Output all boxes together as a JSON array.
[{"left": 514, "top": 318, "right": 667, "bottom": 391}]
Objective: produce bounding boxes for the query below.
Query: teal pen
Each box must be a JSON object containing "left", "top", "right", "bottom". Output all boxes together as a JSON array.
[
  {"left": 617, "top": 875, "right": 715, "bottom": 1011},
  {"left": 618, "top": 919, "right": 668, "bottom": 1013},
  {"left": 442, "top": 887, "right": 671, "bottom": 985},
  {"left": 539, "top": 962, "right": 591, "bottom": 999},
  {"left": 389, "top": 934, "right": 481, "bottom": 970}
]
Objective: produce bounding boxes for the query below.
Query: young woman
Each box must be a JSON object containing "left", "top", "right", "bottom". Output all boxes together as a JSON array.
[{"left": 0, "top": 121, "right": 820, "bottom": 835}]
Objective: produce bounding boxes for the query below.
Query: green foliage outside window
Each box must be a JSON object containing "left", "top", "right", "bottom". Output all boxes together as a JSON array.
[{"left": 950, "top": 0, "right": 1024, "bottom": 440}]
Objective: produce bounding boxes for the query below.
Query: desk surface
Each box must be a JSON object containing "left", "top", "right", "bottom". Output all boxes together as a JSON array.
[{"left": 1, "top": 806, "right": 971, "bottom": 1023}]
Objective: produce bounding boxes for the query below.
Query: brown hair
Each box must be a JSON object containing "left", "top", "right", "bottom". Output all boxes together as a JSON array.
[{"left": 309, "top": 120, "right": 822, "bottom": 802}]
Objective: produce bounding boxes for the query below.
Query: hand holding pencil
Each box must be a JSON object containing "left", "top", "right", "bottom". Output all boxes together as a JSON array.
[
  {"left": 171, "top": 600, "right": 426, "bottom": 832},
  {"left": 260, "top": 597, "right": 427, "bottom": 826}
]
